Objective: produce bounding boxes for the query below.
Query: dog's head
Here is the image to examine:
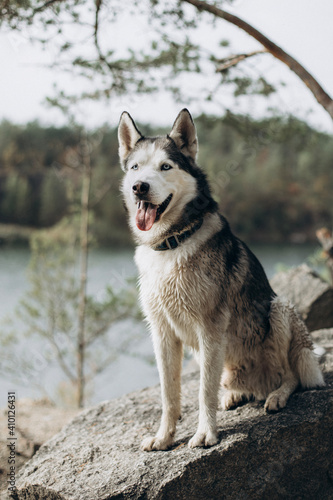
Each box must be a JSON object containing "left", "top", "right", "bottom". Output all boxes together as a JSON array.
[{"left": 118, "top": 109, "right": 216, "bottom": 243}]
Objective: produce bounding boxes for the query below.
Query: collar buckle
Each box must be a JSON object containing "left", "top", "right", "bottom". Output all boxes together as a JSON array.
[
  {"left": 153, "top": 219, "right": 203, "bottom": 251},
  {"left": 166, "top": 235, "right": 180, "bottom": 250}
]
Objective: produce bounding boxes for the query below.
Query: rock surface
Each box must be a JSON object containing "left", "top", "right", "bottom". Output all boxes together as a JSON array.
[
  {"left": 11, "top": 330, "right": 333, "bottom": 500},
  {"left": 0, "top": 399, "right": 78, "bottom": 496},
  {"left": 312, "top": 328, "right": 333, "bottom": 373},
  {"left": 270, "top": 264, "right": 333, "bottom": 331}
]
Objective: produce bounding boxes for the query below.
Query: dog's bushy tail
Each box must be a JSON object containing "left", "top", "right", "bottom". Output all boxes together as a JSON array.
[
  {"left": 288, "top": 305, "right": 325, "bottom": 389},
  {"left": 270, "top": 297, "right": 325, "bottom": 389}
]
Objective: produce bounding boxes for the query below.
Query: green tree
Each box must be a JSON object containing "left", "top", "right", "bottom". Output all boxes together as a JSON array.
[
  {"left": 0, "top": 220, "right": 140, "bottom": 407},
  {"left": 1, "top": 174, "right": 32, "bottom": 224},
  {"left": 15, "top": 175, "right": 31, "bottom": 224},
  {"left": 1, "top": 174, "right": 18, "bottom": 222},
  {"left": 38, "top": 171, "right": 68, "bottom": 226}
]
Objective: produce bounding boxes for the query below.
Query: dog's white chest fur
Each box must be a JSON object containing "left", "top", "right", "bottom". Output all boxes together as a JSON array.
[{"left": 135, "top": 245, "right": 216, "bottom": 349}]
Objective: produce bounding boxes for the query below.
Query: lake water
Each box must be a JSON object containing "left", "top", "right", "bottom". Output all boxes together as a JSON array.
[{"left": 0, "top": 243, "right": 318, "bottom": 407}]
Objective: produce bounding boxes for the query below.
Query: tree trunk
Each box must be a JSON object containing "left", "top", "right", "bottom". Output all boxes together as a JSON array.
[
  {"left": 183, "top": 0, "right": 333, "bottom": 121},
  {"left": 77, "top": 137, "right": 91, "bottom": 408}
]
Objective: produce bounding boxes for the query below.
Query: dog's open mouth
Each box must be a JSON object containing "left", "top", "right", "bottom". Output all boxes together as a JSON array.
[{"left": 135, "top": 194, "right": 173, "bottom": 231}]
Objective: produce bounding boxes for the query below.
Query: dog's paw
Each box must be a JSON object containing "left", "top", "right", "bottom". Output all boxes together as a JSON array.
[
  {"left": 222, "top": 391, "right": 245, "bottom": 411},
  {"left": 188, "top": 430, "right": 218, "bottom": 449},
  {"left": 141, "top": 435, "right": 173, "bottom": 451},
  {"left": 264, "top": 393, "right": 287, "bottom": 413}
]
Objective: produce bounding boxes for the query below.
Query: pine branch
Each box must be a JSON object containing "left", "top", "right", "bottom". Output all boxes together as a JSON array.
[
  {"left": 215, "top": 50, "right": 268, "bottom": 72},
  {"left": 93, "top": 0, "right": 119, "bottom": 76},
  {"left": 51, "top": 337, "right": 77, "bottom": 382},
  {"left": 182, "top": 0, "right": 333, "bottom": 120},
  {"left": 33, "top": 0, "right": 66, "bottom": 14}
]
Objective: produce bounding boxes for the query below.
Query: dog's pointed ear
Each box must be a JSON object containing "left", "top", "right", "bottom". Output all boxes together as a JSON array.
[
  {"left": 118, "top": 112, "right": 143, "bottom": 168},
  {"left": 169, "top": 109, "right": 198, "bottom": 160}
]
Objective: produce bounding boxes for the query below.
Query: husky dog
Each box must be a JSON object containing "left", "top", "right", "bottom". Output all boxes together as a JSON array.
[{"left": 118, "top": 109, "right": 325, "bottom": 451}]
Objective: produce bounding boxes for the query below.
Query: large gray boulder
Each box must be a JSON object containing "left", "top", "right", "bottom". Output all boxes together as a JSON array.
[
  {"left": 270, "top": 264, "right": 333, "bottom": 331},
  {"left": 12, "top": 329, "right": 333, "bottom": 500},
  {"left": 0, "top": 399, "right": 78, "bottom": 495}
]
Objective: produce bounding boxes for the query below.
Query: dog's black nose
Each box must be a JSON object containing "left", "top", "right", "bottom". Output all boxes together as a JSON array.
[{"left": 132, "top": 181, "right": 150, "bottom": 196}]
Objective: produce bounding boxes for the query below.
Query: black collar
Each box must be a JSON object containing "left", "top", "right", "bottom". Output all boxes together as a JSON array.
[{"left": 153, "top": 219, "right": 203, "bottom": 251}]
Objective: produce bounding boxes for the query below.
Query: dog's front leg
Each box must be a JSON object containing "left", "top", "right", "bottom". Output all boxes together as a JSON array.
[
  {"left": 188, "top": 334, "right": 224, "bottom": 448},
  {"left": 141, "top": 324, "right": 183, "bottom": 451}
]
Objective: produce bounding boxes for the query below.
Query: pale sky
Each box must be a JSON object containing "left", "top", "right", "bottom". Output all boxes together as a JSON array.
[{"left": 0, "top": 0, "right": 332, "bottom": 132}]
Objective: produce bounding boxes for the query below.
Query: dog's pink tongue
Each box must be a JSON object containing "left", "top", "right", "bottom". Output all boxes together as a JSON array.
[{"left": 136, "top": 202, "right": 158, "bottom": 231}]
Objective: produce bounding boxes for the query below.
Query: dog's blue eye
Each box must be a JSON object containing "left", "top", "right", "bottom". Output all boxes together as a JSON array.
[
  {"left": 161, "top": 163, "right": 172, "bottom": 171},
  {"left": 131, "top": 164, "right": 138, "bottom": 170}
]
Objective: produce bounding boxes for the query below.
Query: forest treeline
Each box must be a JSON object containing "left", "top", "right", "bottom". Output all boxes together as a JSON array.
[{"left": 0, "top": 114, "right": 332, "bottom": 246}]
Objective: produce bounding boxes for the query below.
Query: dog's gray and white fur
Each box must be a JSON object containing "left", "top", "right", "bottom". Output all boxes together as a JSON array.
[{"left": 118, "top": 109, "right": 325, "bottom": 451}]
